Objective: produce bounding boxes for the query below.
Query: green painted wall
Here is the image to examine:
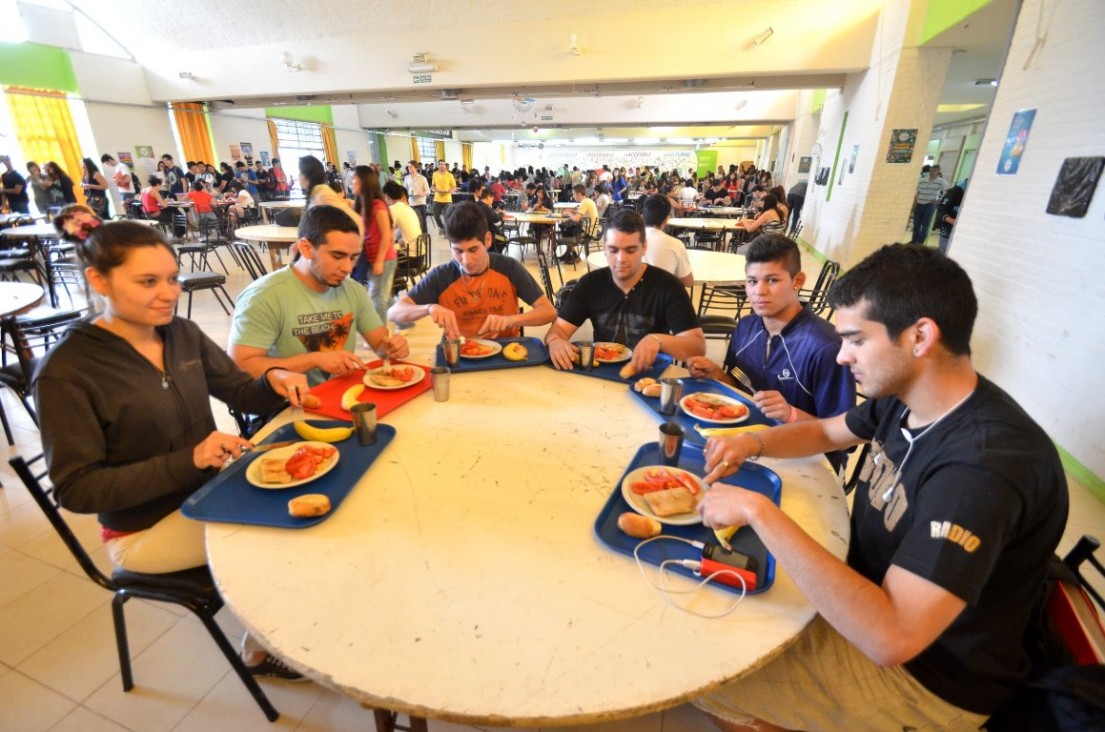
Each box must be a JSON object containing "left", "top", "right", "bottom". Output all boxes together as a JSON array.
[
  {"left": 264, "top": 105, "right": 334, "bottom": 125},
  {"left": 920, "top": 0, "right": 992, "bottom": 45},
  {"left": 809, "top": 89, "right": 826, "bottom": 114},
  {"left": 0, "top": 42, "right": 77, "bottom": 92}
]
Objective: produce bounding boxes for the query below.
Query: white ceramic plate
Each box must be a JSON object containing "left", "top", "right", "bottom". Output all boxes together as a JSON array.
[
  {"left": 246, "top": 441, "right": 340, "bottom": 490},
  {"left": 593, "top": 342, "right": 631, "bottom": 364},
  {"left": 362, "top": 365, "right": 426, "bottom": 390},
  {"left": 459, "top": 339, "right": 503, "bottom": 359},
  {"left": 620, "top": 465, "right": 704, "bottom": 526},
  {"left": 679, "top": 392, "right": 751, "bottom": 425}
]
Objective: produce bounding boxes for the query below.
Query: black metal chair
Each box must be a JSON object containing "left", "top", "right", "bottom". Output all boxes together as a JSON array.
[
  {"left": 393, "top": 233, "right": 430, "bottom": 295},
  {"left": 534, "top": 244, "right": 557, "bottom": 303},
  {"left": 232, "top": 240, "right": 268, "bottom": 281},
  {"left": 177, "top": 270, "right": 233, "bottom": 318},
  {"left": 696, "top": 283, "right": 749, "bottom": 341},
  {"left": 0, "top": 308, "right": 84, "bottom": 438},
  {"left": 800, "top": 259, "right": 842, "bottom": 318},
  {"left": 7, "top": 455, "right": 281, "bottom": 722}
]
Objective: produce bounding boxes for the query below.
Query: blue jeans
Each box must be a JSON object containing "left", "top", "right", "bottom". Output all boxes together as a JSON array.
[
  {"left": 362, "top": 258, "right": 397, "bottom": 326},
  {"left": 911, "top": 202, "right": 936, "bottom": 244}
]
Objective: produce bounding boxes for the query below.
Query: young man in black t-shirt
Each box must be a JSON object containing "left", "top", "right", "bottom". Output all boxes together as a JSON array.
[
  {"left": 694, "top": 245, "right": 1068, "bottom": 731},
  {"left": 545, "top": 209, "right": 705, "bottom": 373}
]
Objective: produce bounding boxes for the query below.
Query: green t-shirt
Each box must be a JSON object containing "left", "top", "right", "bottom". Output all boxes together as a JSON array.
[{"left": 230, "top": 267, "right": 382, "bottom": 385}]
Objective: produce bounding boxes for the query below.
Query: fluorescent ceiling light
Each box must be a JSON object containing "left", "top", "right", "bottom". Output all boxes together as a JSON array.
[
  {"left": 937, "top": 103, "right": 986, "bottom": 113},
  {"left": 634, "top": 137, "right": 660, "bottom": 145}
]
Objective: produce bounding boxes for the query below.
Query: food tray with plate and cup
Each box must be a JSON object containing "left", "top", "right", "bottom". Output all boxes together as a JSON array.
[
  {"left": 593, "top": 441, "right": 781, "bottom": 595},
  {"left": 182, "top": 421, "right": 396, "bottom": 528},
  {"left": 547, "top": 349, "right": 674, "bottom": 384},
  {"left": 629, "top": 378, "right": 774, "bottom": 446},
  {"left": 303, "top": 360, "right": 431, "bottom": 421},
  {"left": 433, "top": 336, "right": 549, "bottom": 372}
]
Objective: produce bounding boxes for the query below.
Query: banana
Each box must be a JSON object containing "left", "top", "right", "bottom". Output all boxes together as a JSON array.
[
  {"left": 294, "top": 420, "right": 354, "bottom": 443},
  {"left": 340, "top": 383, "right": 365, "bottom": 411},
  {"left": 713, "top": 525, "right": 738, "bottom": 551},
  {"left": 503, "top": 342, "right": 528, "bottom": 361},
  {"left": 693, "top": 423, "right": 769, "bottom": 438}
]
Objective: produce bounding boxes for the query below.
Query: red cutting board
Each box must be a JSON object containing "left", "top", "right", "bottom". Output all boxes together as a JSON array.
[{"left": 304, "top": 360, "right": 431, "bottom": 421}]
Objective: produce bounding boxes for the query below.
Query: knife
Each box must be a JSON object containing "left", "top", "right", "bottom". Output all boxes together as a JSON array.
[{"left": 245, "top": 439, "right": 300, "bottom": 453}]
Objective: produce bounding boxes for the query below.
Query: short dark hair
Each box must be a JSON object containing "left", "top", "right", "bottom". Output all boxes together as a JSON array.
[
  {"left": 827, "top": 243, "right": 977, "bottom": 356},
  {"left": 298, "top": 205, "right": 360, "bottom": 247},
  {"left": 573, "top": 183, "right": 586, "bottom": 195},
  {"left": 745, "top": 234, "right": 801, "bottom": 277},
  {"left": 382, "top": 180, "right": 407, "bottom": 200},
  {"left": 641, "top": 194, "right": 672, "bottom": 227},
  {"left": 191, "top": 180, "right": 204, "bottom": 191},
  {"left": 606, "top": 209, "right": 646, "bottom": 244},
  {"left": 77, "top": 220, "right": 174, "bottom": 274},
  {"left": 100, "top": 154, "right": 114, "bottom": 163},
  {"left": 443, "top": 202, "right": 488, "bottom": 243}
]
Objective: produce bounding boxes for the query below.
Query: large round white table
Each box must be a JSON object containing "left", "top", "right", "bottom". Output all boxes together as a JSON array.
[
  {"left": 234, "top": 223, "right": 299, "bottom": 268},
  {"left": 587, "top": 249, "right": 746, "bottom": 285},
  {"left": 666, "top": 217, "right": 747, "bottom": 232},
  {"left": 205, "top": 358, "right": 848, "bottom": 727}
]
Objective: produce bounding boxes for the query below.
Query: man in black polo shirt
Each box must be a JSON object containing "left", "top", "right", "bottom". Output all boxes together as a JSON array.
[
  {"left": 545, "top": 209, "right": 705, "bottom": 373},
  {"left": 695, "top": 244, "right": 1068, "bottom": 731},
  {"left": 1, "top": 156, "right": 30, "bottom": 213}
]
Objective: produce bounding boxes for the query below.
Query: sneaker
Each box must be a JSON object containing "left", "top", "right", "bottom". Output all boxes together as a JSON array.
[{"left": 246, "top": 654, "right": 306, "bottom": 681}]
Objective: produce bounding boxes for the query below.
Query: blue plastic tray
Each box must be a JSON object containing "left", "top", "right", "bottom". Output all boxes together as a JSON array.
[
  {"left": 182, "top": 421, "right": 394, "bottom": 528},
  {"left": 593, "top": 441, "right": 780, "bottom": 595},
  {"left": 434, "top": 336, "right": 549, "bottom": 372},
  {"left": 630, "top": 378, "right": 775, "bottom": 445},
  {"left": 546, "top": 352, "right": 673, "bottom": 384}
]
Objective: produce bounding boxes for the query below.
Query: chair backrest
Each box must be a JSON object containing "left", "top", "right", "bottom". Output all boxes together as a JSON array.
[
  {"left": 697, "top": 283, "right": 748, "bottom": 318},
  {"left": 9, "top": 455, "right": 115, "bottom": 591},
  {"left": 233, "top": 240, "right": 267, "bottom": 280},
  {"left": 7, "top": 309, "right": 84, "bottom": 379},
  {"left": 534, "top": 245, "right": 556, "bottom": 303},
  {"left": 801, "top": 259, "right": 842, "bottom": 317},
  {"left": 413, "top": 232, "right": 431, "bottom": 275},
  {"left": 1065, "top": 536, "right": 1104, "bottom": 612}
]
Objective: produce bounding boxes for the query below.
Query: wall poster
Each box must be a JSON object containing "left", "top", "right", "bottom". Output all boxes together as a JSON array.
[
  {"left": 997, "top": 108, "right": 1036, "bottom": 175},
  {"left": 798, "top": 156, "right": 812, "bottom": 174},
  {"left": 885, "top": 128, "right": 918, "bottom": 164}
]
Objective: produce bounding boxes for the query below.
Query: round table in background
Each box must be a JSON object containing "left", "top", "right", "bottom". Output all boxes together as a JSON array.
[
  {"left": 0, "top": 281, "right": 45, "bottom": 318},
  {"left": 234, "top": 224, "right": 299, "bottom": 268}
]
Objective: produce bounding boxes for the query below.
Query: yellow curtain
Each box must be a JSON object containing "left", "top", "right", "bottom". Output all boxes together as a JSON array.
[
  {"left": 267, "top": 119, "right": 280, "bottom": 162},
  {"left": 462, "top": 142, "right": 472, "bottom": 171},
  {"left": 410, "top": 137, "right": 419, "bottom": 164},
  {"left": 435, "top": 140, "right": 445, "bottom": 164},
  {"left": 321, "top": 125, "right": 338, "bottom": 166},
  {"left": 171, "top": 102, "right": 214, "bottom": 164},
  {"left": 4, "top": 86, "right": 86, "bottom": 205}
]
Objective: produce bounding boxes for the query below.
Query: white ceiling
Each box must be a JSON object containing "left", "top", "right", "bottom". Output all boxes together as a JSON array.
[{"left": 42, "top": 0, "right": 1018, "bottom": 140}]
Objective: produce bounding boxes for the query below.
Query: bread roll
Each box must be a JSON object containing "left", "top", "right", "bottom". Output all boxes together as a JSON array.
[
  {"left": 633, "top": 377, "right": 657, "bottom": 393},
  {"left": 302, "top": 394, "right": 322, "bottom": 409},
  {"left": 288, "top": 493, "right": 331, "bottom": 517},
  {"left": 619, "top": 362, "right": 638, "bottom": 379},
  {"left": 618, "top": 512, "right": 662, "bottom": 539},
  {"left": 642, "top": 383, "right": 662, "bottom": 397}
]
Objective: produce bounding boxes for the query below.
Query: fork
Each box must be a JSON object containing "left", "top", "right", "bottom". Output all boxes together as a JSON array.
[
  {"left": 729, "top": 365, "right": 755, "bottom": 395},
  {"left": 382, "top": 325, "right": 393, "bottom": 374}
]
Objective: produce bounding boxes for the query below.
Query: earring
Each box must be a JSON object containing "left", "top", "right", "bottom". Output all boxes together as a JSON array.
[{"left": 913, "top": 348, "right": 921, "bottom": 356}]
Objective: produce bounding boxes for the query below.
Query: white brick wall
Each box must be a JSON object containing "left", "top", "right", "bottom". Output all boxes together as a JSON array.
[
  {"left": 209, "top": 108, "right": 271, "bottom": 165},
  {"left": 952, "top": 0, "right": 1105, "bottom": 478}
]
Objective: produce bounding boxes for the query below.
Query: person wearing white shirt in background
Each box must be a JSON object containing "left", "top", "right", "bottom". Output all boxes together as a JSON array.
[
  {"left": 594, "top": 183, "right": 612, "bottom": 220},
  {"left": 403, "top": 160, "right": 431, "bottom": 236},
  {"left": 641, "top": 194, "right": 694, "bottom": 286},
  {"left": 100, "top": 154, "right": 134, "bottom": 215},
  {"left": 382, "top": 179, "right": 422, "bottom": 253},
  {"left": 678, "top": 178, "right": 700, "bottom": 210}
]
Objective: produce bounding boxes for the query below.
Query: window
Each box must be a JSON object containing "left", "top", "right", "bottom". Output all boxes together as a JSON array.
[
  {"left": 416, "top": 137, "right": 437, "bottom": 164},
  {"left": 273, "top": 118, "right": 324, "bottom": 196}
]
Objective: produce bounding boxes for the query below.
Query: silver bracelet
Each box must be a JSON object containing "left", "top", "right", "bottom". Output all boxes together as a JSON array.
[{"left": 747, "top": 432, "right": 766, "bottom": 461}]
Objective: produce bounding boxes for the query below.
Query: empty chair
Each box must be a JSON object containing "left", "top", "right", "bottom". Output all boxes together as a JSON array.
[
  {"left": 7, "top": 455, "right": 281, "bottom": 722},
  {"left": 177, "top": 270, "right": 233, "bottom": 318},
  {"left": 696, "top": 283, "right": 749, "bottom": 341},
  {"left": 799, "top": 259, "right": 842, "bottom": 317},
  {"left": 0, "top": 308, "right": 84, "bottom": 439}
]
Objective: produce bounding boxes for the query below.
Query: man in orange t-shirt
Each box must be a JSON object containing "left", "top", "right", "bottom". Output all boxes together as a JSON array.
[
  {"left": 185, "top": 180, "right": 218, "bottom": 229},
  {"left": 388, "top": 202, "right": 556, "bottom": 339}
]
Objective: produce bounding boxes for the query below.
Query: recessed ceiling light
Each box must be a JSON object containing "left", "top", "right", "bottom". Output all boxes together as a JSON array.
[{"left": 974, "top": 78, "right": 998, "bottom": 87}]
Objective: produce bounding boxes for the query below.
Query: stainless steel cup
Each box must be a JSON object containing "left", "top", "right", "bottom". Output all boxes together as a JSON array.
[
  {"left": 350, "top": 402, "right": 378, "bottom": 445},
  {"left": 430, "top": 367, "right": 450, "bottom": 402},
  {"left": 659, "top": 422, "right": 685, "bottom": 466},
  {"left": 576, "top": 340, "right": 595, "bottom": 371},
  {"left": 659, "top": 377, "right": 684, "bottom": 415},
  {"left": 443, "top": 339, "right": 461, "bottom": 367}
]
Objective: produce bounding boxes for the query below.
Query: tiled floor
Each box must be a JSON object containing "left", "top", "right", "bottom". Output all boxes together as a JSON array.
[{"left": 0, "top": 228, "right": 1101, "bottom": 731}]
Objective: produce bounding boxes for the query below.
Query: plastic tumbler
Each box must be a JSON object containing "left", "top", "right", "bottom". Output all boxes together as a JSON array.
[{"left": 659, "top": 422, "right": 685, "bottom": 466}]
